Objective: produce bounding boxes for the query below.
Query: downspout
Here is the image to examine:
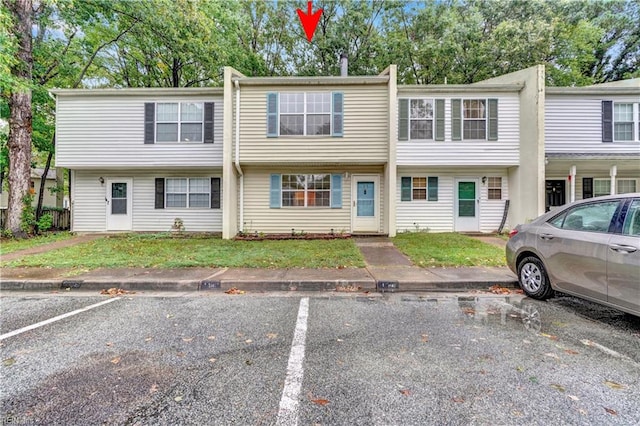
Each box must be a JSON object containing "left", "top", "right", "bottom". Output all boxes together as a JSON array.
[{"left": 234, "top": 80, "right": 244, "bottom": 231}]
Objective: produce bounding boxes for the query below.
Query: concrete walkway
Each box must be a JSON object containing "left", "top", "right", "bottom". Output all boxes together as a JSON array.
[
  {"left": 1, "top": 235, "right": 518, "bottom": 293},
  {"left": 1, "top": 234, "right": 101, "bottom": 262}
]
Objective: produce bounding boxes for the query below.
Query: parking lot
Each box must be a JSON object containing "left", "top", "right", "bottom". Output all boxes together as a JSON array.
[{"left": 1, "top": 291, "right": 639, "bottom": 425}]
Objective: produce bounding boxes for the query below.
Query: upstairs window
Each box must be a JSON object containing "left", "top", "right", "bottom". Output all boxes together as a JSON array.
[
  {"left": 614, "top": 103, "right": 634, "bottom": 141},
  {"left": 410, "top": 99, "right": 434, "bottom": 140},
  {"left": 451, "top": 98, "right": 498, "bottom": 141},
  {"left": 267, "top": 92, "right": 343, "bottom": 137},
  {"left": 463, "top": 99, "right": 486, "bottom": 140},
  {"left": 144, "top": 102, "right": 214, "bottom": 144},
  {"left": 602, "top": 101, "right": 639, "bottom": 142}
]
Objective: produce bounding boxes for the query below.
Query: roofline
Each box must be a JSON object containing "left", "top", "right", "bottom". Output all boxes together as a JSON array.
[
  {"left": 398, "top": 83, "right": 524, "bottom": 93},
  {"left": 545, "top": 152, "right": 640, "bottom": 160},
  {"left": 49, "top": 87, "right": 224, "bottom": 96},
  {"left": 232, "top": 76, "right": 389, "bottom": 86},
  {"left": 546, "top": 87, "right": 640, "bottom": 96}
]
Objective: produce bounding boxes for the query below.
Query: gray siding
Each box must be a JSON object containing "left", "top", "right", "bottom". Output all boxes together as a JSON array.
[
  {"left": 237, "top": 85, "right": 389, "bottom": 164},
  {"left": 72, "top": 169, "right": 222, "bottom": 232},
  {"left": 56, "top": 95, "right": 223, "bottom": 168},
  {"left": 397, "top": 93, "right": 520, "bottom": 166},
  {"left": 545, "top": 95, "right": 640, "bottom": 154}
]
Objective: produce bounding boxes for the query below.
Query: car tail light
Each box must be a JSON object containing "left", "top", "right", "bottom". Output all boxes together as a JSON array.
[{"left": 508, "top": 229, "right": 519, "bottom": 238}]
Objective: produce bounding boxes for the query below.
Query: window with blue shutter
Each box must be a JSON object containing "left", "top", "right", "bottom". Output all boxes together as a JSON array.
[
  {"left": 331, "top": 174, "right": 342, "bottom": 208},
  {"left": 267, "top": 93, "right": 279, "bottom": 137},
  {"left": 270, "top": 174, "right": 281, "bottom": 208},
  {"left": 332, "top": 92, "right": 344, "bottom": 137}
]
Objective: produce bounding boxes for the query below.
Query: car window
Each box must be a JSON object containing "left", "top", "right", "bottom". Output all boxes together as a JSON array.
[
  {"left": 622, "top": 199, "right": 640, "bottom": 236},
  {"left": 549, "top": 201, "right": 620, "bottom": 233}
]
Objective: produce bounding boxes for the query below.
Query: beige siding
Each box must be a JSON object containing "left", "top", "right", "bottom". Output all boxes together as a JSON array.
[
  {"left": 72, "top": 169, "right": 222, "bottom": 232},
  {"left": 237, "top": 85, "right": 389, "bottom": 164},
  {"left": 240, "top": 166, "right": 384, "bottom": 234},
  {"left": 396, "top": 168, "right": 510, "bottom": 233},
  {"left": 545, "top": 95, "right": 640, "bottom": 154},
  {"left": 0, "top": 179, "right": 57, "bottom": 209},
  {"left": 397, "top": 93, "right": 520, "bottom": 166},
  {"left": 56, "top": 95, "right": 223, "bottom": 168}
]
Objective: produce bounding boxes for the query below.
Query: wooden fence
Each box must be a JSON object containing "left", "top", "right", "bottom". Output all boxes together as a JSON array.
[{"left": 0, "top": 208, "right": 71, "bottom": 231}]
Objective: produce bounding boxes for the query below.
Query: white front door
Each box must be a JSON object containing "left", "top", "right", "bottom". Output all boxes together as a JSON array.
[
  {"left": 454, "top": 179, "right": 479, "bottom": 232},
  {"left": 106, "top": 178, "right": 133, "bottom": 231},
  {"left": 352, "top": 175, "right": 379, "bottom": 233}
]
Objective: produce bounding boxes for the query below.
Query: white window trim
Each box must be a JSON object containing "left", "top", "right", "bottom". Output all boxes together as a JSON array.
[
  {"left": 156, "top": 102, "right": 204, "bottom": 143},
  {"left": 281, "top": 174, "right": 332, "bottom": 208},
  {"left": 613, "top": 102, "right": 639, "bottom": 142},
  {"left": 616, "top": 178, "right": 637, "bottom": 194},
  {"left": 463, "top": 98, "right": 487, "bottom": 141},
  {"left": 407, "top": 98, "right": 435, "bottom": 141},
  {"left": 165, "top": 177, "right": 211, "bottom": 209},
  {"left": 487, "top": 177, "right": 503, "bottom": 201},
  {"left": 278, "top": 93, "right": 331, "bottom": 137}
]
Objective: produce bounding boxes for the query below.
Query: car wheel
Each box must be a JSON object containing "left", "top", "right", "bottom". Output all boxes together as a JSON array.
[{"left": 517, "top": 256, "right": 554, "bottom": 300}]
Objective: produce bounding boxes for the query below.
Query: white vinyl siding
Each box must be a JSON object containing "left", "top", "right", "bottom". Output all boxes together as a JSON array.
[
  {"left": 71, "top": 169, "right": 222, "bottom": 232},
  {"left": 396, "top": 168, "right": 509, "bottom": 233},
  {"left": 238, "top": 85, "right": 388, "bottom": 164},
  {"left": 397, "top": 93, "right": 519, "bottom": 166},
  {"left": 545, "top": 95, "right": 640, "bottom": 154},
  {"left": 56, "top": 94, "right": 223, "bottom": 168}
]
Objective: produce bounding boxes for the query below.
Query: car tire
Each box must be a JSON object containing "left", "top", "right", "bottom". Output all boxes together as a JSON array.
[{"left": 517, "top": 256, "right": 554, "bottom": 300}]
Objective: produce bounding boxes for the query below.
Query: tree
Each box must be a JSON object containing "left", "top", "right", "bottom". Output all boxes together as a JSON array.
[{"left": 3, "top": 0, "right": 33, "bottom": 237}]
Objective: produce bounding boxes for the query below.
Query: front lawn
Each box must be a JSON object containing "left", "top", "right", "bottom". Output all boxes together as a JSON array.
[
  {"left": 392, "top": 232, "right": 506, "bottom": 267},
  {"left": 0, "top": 232, "right": 74, "bottom": 256},
  {"left": 1, "top": 234, "right": 365, "bottom": 269}
]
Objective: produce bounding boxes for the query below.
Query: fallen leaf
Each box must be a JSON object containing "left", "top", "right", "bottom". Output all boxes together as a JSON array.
[
  {"left": 245, "top": 359, "right": 253, "bottom": 365},
  {"left": 266, "top": 333, "right": 278, "bottom": 339},
  {"left": 568, "top": 395, "right": 580, "bottom": 401},
  {"left": 176, "top": 352, "right": 185, "bottom": 358},
  {"left": 604, "top": 380, "right": 625, "bottom": 390},
  {"left": 529, "top": 376, "right": 538, "bottom": 384},
  {"left": 166, "top": 314, "right": 174, "bottom": 319},
  {"left": 207, "top": 335, "right": 216, "bottom": 340},
  {"left": 399, "top": 389, "right": 411, "bottom": 396},
  {"left": 101, "top": 287, "right": 135, "bottom": 296},
  {"left": 336, "top": 338, "right": 343, "bottom": 342},
  {"left": 564, "top": 349, "right": 579, "bottom": 355},
  {"left": 545, "top": 352, "right": 560, "bottom": 359},
  {"left": 145, "top": 337, "right": 153, "bottom": 342},
  {"left": 516, "top": 366, "right": 524, "bottom": 372},
  {"left": 245, "top": 339, "right": 253, "bottom": 344},
  {"left": 452, "top": 397, "right": 465, "bottom": 403},
  {"left": 488, "top": 285, "right": 511, "bottom": 294},
  {"left": 225, "top": 287, "right": 246, "bottom": 295},
  {"left": 550, "top": 383, "right": 565, "bottom": 392},
  {"left": 462, "top": 307, "right": 476, "bottom": 315},
  {"left": 2, "top": 358, "right": 16, "bottom": 367},
  {"left": 540, "top": 333, "right": 558, "bottom": 341},
  {"left": 209, "top": 358, "right": 217, "bottom": 363},
  {"left": 174, "top": 396, "right": 183, "bottom": 402},
  {"left": 149, "top": 384, "right": 159, "bottom": 394},
  {"left": 335, "top": 285, "right": 362, "bottom": 292},
  {"left": 105, "top": 342, "right": 113, "bottom": 347},
  {"left": 182, "top": 337, "right": 194, "bottom": 343},
  {"left": 110, "top": 356, "right": 121, "bottom": 364},
  {"left": 311, "top": 399, "right": 330, "bottom": 406},
  {"left": 604, "top": 407, "right": 617, "bottom": 415}
]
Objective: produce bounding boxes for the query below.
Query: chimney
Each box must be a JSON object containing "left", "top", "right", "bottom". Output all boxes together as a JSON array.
[{"left": 340, "top": 53, "right": 348, "bottom": 77}]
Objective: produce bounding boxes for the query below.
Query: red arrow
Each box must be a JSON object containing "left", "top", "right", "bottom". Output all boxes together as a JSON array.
[{"left": 297, "top": 1, "right": 323, "bottom": 42}]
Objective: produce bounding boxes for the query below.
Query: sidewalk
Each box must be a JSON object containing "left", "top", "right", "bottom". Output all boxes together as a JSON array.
[{"left": 0, "top": 236, "right": 518, "bottom": 293}]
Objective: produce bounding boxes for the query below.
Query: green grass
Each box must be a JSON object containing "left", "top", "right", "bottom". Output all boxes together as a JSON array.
[
  {"left": 0, "top": 232, "right": 74, "bottom": 255},
  {"left": 1, "top": 234, "right": 365, "bottom": 269},
  {"left": 392, "top": 232, "right": 506, "bottom": 267}
]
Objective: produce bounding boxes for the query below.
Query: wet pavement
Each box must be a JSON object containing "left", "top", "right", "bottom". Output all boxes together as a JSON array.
[{"left": 1, "top": 291, "right": 638, "bottom": 425}]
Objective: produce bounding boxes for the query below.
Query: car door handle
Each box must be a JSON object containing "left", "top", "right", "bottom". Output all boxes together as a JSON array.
[
  {"left": 539, "top": 233, "right": 554, "bottom": 240},
  {"left": 609, "top": 244, "right": 638, "bottom": 254}
]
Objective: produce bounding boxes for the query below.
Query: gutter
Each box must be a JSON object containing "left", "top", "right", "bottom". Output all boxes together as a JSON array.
[{"left": 234, "top": 80, "right": 244, "bottom": 231}]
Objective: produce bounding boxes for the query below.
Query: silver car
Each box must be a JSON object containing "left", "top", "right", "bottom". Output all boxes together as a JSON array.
[{"left": 506, "top": 193, "right": 640, "bottom": 316}]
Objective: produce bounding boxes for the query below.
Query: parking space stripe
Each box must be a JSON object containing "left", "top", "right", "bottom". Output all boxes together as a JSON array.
[
  {"left": 276, "top": 297, "right": 310, "bottom": 426},
  {"left": 0, "top": 297, "right": 121, "bottom": 341}
]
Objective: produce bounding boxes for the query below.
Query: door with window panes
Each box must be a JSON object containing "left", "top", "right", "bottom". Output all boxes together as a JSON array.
[{"left": 106, "top": 178, "right": 132, "bottom": 231}]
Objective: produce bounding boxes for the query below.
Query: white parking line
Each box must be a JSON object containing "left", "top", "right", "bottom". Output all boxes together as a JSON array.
[
  {"left": 276, "top": 297, "right": 310, "bottom": 426},
  {"left": 0, "top": 297, "right": 121, "bottom": 341}
]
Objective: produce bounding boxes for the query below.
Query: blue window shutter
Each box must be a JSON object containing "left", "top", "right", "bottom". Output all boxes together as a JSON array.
[
  {"left": 267, "top": 93, "right": 278, "bottom": 137},
  {"left": 398, "top": 99, "right": 409, "bottom": 141},
  {"left": 331, "top": 174, "right": 342, "bottom": 208},
  {"left": 428, "top": 177, "right": 438, "bottom": 201},
  {"left": 451, "top": 99, "right": 462, "bottom": 141},
  {"left": 602, "top": 101, "right": 613, "bottom": 142},
  {"left": 144, "top": 103, "right": 155, "bottom": 144},
  {"left": 270, "top": 174, "right": 281, "bottom": 208},
  {"left": 332, "top": 92, "right": 344, "bottom": 136},
  {"left": 401, "top": 177, "right": 412, "bottom": 201},
  {"left": 488, "top": 99, "right": 498, "bottom": 141}
]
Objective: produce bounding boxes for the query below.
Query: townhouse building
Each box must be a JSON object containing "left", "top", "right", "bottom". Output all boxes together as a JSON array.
[
  {"left": 545, "top": 79, "right": 640, "bottom": 210},
  {"left": 52, "top": 64, "right": 635, "bottom": 238}
]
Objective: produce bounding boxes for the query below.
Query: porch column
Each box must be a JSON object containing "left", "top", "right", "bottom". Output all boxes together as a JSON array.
[
  {"left": 569, "top": 165, "right": 576, "bottom": 203},
  {"left": 610, "top": 165, "right": 617, "bottom": 195}
]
